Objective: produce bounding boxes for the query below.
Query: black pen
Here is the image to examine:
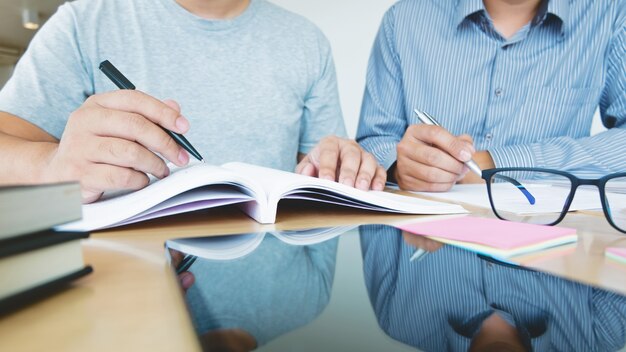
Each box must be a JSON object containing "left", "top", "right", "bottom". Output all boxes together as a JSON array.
[{"left": 99, "top": 60, "right": 204, "bottom": 162}]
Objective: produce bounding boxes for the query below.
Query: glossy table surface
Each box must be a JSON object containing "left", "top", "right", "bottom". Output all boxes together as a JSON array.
[
  {"left": 0, "top": 195, "right": 625, "bottom": 351},
  {"left": 167, "top": 220, "right": 626, "bottom": 351}
]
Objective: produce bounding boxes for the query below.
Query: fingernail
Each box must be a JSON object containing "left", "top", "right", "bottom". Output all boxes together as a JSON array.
[
  {"left": 321, "top": 173, "right": 334, "bottom": 181},
  {"left": 303, "top": 163, "right": 316, "bottom": 176},
  {"left": 178, "top": 150, "right": 189, "bottom": 165},
  {"left": 460, "top": 150, "right": 472, "bottom": 161},
  {"left": 374, "top": 182, "right": 385, "bottom": 191},
  {"left": 358, "top": 179, "right": 369, "bottom": 190},
  {"left": 164, "top": 168, "right": 170, "bottom": 178},
  {"left": 340, "top": 178, "right": 353, "bottom": 186},
  {"left": 176, "top": 116, "right": 189, "bottom": 133}
]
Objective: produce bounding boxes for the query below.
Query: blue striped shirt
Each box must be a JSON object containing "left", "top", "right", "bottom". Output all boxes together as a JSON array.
[
  {"left": 360, "top": 225, "right": 626, "bottom": 351},
  {"left": 357, "top": 0, "right": 626, "bottom": 178}
]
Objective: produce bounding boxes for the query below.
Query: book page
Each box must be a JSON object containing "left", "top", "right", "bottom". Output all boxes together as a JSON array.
[
  {"left": 222, "top": 162, "right": 467, "bottom": 223},
  {"left": 114, "top": 187, "right": 252, "bottom": 227},
  {"left": 57, "top": 163, "right": 265, "bottom": 231}
]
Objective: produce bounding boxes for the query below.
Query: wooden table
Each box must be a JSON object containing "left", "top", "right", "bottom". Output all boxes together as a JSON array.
[{"left": 1, "top": 198, "right": 625, "bottom": 352}]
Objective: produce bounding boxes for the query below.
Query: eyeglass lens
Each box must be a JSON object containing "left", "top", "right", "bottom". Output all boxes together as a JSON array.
[
  {"left": 488, "top": 171, "right": 572, "bottom": 225},
  {"left": 604, "top": 176, "right": 626, "bottom": 232}
]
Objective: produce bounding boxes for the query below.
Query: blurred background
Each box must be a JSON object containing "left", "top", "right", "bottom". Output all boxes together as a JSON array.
[
  {"left": 0, "top": 0, "right": 604, "bottom": 137},
  {"left": 0, "top": 0, "right": 67, "bottom": 84}
]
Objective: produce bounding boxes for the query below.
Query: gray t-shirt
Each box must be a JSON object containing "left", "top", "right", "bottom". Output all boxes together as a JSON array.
[{"left": 0, "top": 0, "right": 346, "bottom": 172}]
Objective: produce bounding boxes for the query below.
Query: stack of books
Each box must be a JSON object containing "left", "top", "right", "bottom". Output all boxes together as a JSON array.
[{"left": 0, "top": 183, "right": 92, "bottom": 314}]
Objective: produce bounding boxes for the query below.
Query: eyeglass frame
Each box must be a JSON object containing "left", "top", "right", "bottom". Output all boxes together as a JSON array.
[{"left": 480, "top": 167, "right": 626, "bottom": 234}]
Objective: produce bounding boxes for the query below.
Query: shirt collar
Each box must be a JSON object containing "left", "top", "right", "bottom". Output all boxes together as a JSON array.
[
  {"left": 454, "top": 0, "right": 485, "bottom": 28},
  {"left": 455, "top": 0, "right": 571, "bottom": 34},
  {"left": 543, "top": 0, "right": 571, "bottom": 34}
]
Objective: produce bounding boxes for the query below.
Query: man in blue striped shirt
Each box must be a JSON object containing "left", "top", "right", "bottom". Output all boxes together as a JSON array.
[{"left": 357, "top": 0, "right": 626, "bottom": 192}]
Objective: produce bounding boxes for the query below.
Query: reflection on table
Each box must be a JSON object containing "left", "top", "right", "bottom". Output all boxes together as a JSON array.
[
  {"left": 166, "top": 224, "right": 626, "bottom": 352},
  {"left": 360, "top": 224, "right": 626, "bottom": 351},
  {"left": 169, "top": 233, "right": 338, "bottom": 351}
]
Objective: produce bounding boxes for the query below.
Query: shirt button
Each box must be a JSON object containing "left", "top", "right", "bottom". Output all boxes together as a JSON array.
[
  {"left": 485, "top": 133, "right": 493, "bottom": 141},
  {"left": 494, "top": 88, "right": 503, "bottom": 97}
]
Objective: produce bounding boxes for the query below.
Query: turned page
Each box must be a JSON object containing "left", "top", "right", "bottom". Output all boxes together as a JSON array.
[{"left": 58, "top": 163, "right": 266, "bottom": 231}]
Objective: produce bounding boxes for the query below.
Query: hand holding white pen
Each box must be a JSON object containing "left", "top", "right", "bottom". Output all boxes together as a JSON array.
[
  {"left": 390, "top": 109, "right": 485, "bottom": 192},
  {"left": 413, "top": 109, "right": 483, "bottom": 177}
]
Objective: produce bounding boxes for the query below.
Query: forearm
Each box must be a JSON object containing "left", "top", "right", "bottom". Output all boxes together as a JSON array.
[
  {"left": 489, "top": 127, "right": 626, "bottom": 176},
  {"left": 356, "top": 8, "right": 406, "bottom": 171},
  {"left": 0, "top": 132, "right": 57, "bottom": 184},
  {"left": 0, "top": 112, "right": 59, "bottom": 184}
]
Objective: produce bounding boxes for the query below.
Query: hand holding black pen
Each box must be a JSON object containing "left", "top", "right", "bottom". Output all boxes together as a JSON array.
[
  {"left": 38, "top": 61, "right": 199, "bottom": 204},
  {"left": 99, "top": 60, "right": 204, "bottom": 162}
]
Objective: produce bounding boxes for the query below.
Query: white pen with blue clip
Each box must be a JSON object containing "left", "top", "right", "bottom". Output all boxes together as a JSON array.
[
  {"left": 413, "top": 109, "right": 482, "bottom": 177},
  {"left": 408, "top": 109, "right": 483, "bottom": 263}
]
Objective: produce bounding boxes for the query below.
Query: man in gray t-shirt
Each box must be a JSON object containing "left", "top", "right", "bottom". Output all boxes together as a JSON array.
[{"left": 0, "top": 0, "right": 386, "bottom": 202}]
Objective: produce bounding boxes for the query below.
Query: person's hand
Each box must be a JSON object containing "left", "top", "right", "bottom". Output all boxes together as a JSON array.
[
  {"left": 402, "top": 231, "right": 444, "bottom": 253},
  {"left": 296, "top": 136, "right": 386, "bottom": 191},
  {"left": 169, "top": 249, "right": 195, "bottom": 292},
  {"left": 394, "top": 124, "right": 481, "bottom": 192},
  {"left": 41, "top": 91, "right": 191, "bottom": 203},
  {"left": 458, "top": 150, "right": 495, "bottom": 184}
]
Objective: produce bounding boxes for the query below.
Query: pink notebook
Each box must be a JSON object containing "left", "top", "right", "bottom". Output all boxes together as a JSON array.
[
  {"left": 397, "top": 216, "right": 577, "bottom": 258},
  {"left": 606, "top": 247, "right": 626, "bottom": 264}
]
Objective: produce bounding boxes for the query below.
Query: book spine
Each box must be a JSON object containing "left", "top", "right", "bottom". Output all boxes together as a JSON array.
[
  {"left": 0, "top": 266, "right": 93, "bottom": 315},
  {"left": 0, "top": 230, "right": 90, "bottom": 259}
]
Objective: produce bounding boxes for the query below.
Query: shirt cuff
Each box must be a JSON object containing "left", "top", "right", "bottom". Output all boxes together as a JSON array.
[
  {"left": 381, "top": 148, "right": 398, "bottom": 171},
  {"left": 488, "top": 144, "right": 538, "bottom": 168},
  {"left": 488, "top": 144, "right": 540, "bottom": 180}
]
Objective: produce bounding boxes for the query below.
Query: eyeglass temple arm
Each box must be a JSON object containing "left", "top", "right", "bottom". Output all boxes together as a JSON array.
[{"left": 492, "top": 174, "right": 536, "bottom": 205}]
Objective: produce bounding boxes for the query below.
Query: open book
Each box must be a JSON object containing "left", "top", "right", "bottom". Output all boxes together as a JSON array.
[{"left": 58, "top": 162, "right": 466, "bottom": 231}]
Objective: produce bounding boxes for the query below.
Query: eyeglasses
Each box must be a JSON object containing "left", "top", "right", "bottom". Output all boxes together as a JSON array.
[{"left": 481, "top": 168, "right": 626, "bottom": 234}]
